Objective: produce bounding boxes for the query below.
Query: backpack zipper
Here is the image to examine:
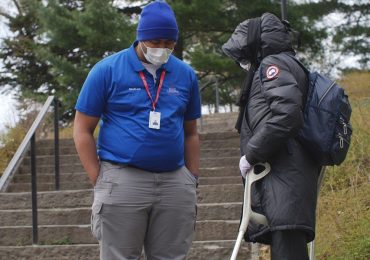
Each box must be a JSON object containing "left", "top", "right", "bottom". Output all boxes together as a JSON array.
[
  {"left": 339, "top": 117, "right": 351, "bottom": 135},
  {"left": 318, "top": 81, "right": 336, "bottom": 107},
  {"left": 337, "top": 133, "right": 350, "bottom": 149}
]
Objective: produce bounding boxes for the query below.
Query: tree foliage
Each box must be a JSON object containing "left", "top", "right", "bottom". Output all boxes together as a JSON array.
[
  {"left": 0, "top": 0, "right": 56, "bottom": 102},
  {"left": 0, "top": 0, "right": 368, "bottom": 119},
  {"left": 34, "top": 0, "right": 135, "bottom": 118}
]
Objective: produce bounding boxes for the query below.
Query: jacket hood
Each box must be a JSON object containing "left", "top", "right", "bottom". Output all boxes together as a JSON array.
[{"left": 222, "top": 13, "right": 294, "bottom": 63}]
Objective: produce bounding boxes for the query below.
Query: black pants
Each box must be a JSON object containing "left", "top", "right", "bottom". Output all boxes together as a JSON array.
[{"left": 271, "top": 230, "right": 309, "bottom": 260}]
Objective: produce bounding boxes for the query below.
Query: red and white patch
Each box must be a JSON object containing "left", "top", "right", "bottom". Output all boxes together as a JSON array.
[{"left": 266, "top": 65, "right": 280, "bottom": 79}]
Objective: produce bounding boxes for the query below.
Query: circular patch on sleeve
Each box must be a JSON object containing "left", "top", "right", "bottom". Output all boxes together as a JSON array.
[{"left": 266, "top": 65, "right": 280, "bottom": 79}]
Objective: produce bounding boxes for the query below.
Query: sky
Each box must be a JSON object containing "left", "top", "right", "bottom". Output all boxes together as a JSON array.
[{"left": 0, "top": 0, "right": 17, "bottom": 133}]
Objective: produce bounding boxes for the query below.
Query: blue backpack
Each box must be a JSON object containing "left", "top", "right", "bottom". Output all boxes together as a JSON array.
[
  {"left": 260, "top": 55, "right": 352, "bottom": 166},
  {"left": 291, "top": 56, "right": 352, "bottom": 165}
]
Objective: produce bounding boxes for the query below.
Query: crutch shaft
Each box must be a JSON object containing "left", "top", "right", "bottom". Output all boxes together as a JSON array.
[{"left": 231, "top": 231, "right": 244, "bottom": 260}]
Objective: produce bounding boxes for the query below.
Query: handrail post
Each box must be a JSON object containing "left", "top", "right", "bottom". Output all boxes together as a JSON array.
[
  {"left": 281, "top": 0, "right": 287, "bottom": 21},
  {"left": 30, "top": 134, "right": 38, "bottom": 245},
  {"left": 215, "top": 78, "right": 219, "bottom": 113},
  {"left": 54, "top": 98, "right": 60, "bottom": 191}
]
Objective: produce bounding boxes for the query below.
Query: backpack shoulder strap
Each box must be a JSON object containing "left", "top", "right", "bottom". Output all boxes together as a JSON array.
[{"left": 283, "top": 53, "right": 310, "bottom": 74}]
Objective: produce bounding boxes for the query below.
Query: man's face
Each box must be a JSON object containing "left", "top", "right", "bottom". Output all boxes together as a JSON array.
[{"left": 142, "top": 39, "right": 176, "bottom": 50}]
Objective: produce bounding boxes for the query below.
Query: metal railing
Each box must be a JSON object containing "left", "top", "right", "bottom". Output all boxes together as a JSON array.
[
  {"left": 199, "top": 78, "right": 220, "bottom": 132},
  {"left": 0, "top": 96, "right": 60, "bottom": 244}
]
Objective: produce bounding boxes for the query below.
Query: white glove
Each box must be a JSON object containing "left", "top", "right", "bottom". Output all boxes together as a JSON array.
[{"left": 239, "top": 155, "right": 251, "bottom": 179}]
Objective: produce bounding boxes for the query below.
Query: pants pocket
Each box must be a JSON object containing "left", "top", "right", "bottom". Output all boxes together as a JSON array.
[
  {"left": 91, "top": 201, "right": 103, "bottom": 241},
  {"left": 183, "top": 166, "right": 197, "bottom": 185}
]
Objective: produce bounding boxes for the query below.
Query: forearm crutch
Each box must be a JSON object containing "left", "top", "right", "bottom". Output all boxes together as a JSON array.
[
  {"left": 309, "top": 166, "right": 326, "bottom": 260},
  {"left": 230, "top": 162, "right": 271, "bottom": 260}
]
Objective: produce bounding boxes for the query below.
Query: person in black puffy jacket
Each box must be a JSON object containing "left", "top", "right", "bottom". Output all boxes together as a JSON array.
[{"left": 222, "top": 13, "right": 321, "bottom": 260}]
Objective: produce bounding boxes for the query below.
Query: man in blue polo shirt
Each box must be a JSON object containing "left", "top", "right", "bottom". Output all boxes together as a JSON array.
[{"left": 73, "top": 1, "right": 201, "bottom": 259}]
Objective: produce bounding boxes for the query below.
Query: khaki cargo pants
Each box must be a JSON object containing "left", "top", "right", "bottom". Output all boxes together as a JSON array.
[{"left": 91, "top": 161, "right": 197, "bottom": 260}]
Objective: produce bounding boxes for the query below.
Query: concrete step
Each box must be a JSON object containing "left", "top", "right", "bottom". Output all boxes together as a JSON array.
[
  {"left": 31, "top": 148, "right": 242, "bottom": 159},
  {"left": 12, "top": 167, "right": 240, "bottom": 184},
  {"left": 12, "top": 166, "right": 239, "bottom": 181},
  {"left": 200, "top": 139, "right": 240, "bottom": 149},
  {"left": 32, "top": 137, "right": 240, "bottom": 151},
  {"left": 21, "top": 151, "right": 240, "bottom": 170},
  {"left": 36, "top": 139, "right": 75, "bottom": 147},
  {"left": 0, "top": 202, "right": 242, "bottom": 226},
  {"left": 188, "top": 240, "right": 250, "bottom": 260},
  {"left": 9, "top": 167, "right": 241, "bottom": 192},
  {"left": 10, "top": 175, "right": 240, "bottom": 191},
  {"left": 12, "top": 172, "right": 89, "bottom": 184},
  {"left": 27, "top": 146, "right": 77, "bottom": 156},
  {"left": 8, "top": 168, "right": 241, "bottom": 193},
  {"left": 19, "top": 155, "right": 240, "bottom": 169},
  {"left": 7, "top": 182, "right": 92, "bottom": 192},
  {"left": 199, "top": 131, "right": 239, "bottom": 141},
  {"left": 32, "top": 140, "right": 239, "bottom": 154},
  {"left": 201, "top": 148, "right": 240, "bottom": 158},
  {"left": 200, "top": 176, "right": 241, "bottom": 185},
  {"left": 201, "top": 166, "right": 240, "bottom": 177},
  {"left": 23, "top": 147, "right": 240, "bottom": 164},
  {"left": 198, "top": 113, "right": 238, "bottom": 134},
  {"left": 0, "top": 241, "right": 251, "bottom": 260},
  {"left": 22, "top": 155, "right": 81, "bottom": 166},
  {"left": 16, "top": 157, "right": 239, "bottom": 175},
  {"left": 28, "top": 132, "right": 239, "bottom": 155},
  {"left": 0, "top": 190, "right": 94, "bottom": 210},
  {"left": 0, "top": 185, "right": 244, "bottom": 210},
  {"left": 16, "top": 163, "right": 85, "bottom": 175},
  {"left": 0, "top": 220, "right": 241, "bottom": 246},
  {"left": 35, "top": 130, "right": 238, "bottom": 146}
]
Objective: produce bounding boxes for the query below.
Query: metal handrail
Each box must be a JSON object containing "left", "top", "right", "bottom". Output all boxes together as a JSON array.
[{"left": 0, "top": 95, "right": 60, "bottom": 244}]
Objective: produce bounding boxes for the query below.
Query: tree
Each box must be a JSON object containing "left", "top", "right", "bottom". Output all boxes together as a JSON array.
[
  {"left": 169, "top": 0, "right": 326, "bottom": 107},
  {"left": 0, "top": 0, "right": 56, "bottom": 102},
  {"left": 34, "top": 0, "right": 135, "bottom": 118}
]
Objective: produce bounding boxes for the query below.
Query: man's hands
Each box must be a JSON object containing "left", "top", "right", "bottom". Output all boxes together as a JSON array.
[{"left": 239, "top": 155, "right": 251, "bottom": 178}]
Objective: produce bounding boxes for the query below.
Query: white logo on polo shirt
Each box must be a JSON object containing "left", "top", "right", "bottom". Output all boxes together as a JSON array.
[
  {"left": 129, "top": 87, "right": 141, "bottom": 91},
  {"left": 168, "top": 84, "right": 179, "bottom": 95}
]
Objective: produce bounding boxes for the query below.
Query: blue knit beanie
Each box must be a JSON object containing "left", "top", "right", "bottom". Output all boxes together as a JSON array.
[{"left": 137, "top": 0, "right": 179, "bottom": 41}]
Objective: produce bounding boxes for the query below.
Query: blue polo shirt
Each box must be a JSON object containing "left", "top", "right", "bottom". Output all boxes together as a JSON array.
[{"left": 75, "top": 42, "right": 201, "bottom": 172}]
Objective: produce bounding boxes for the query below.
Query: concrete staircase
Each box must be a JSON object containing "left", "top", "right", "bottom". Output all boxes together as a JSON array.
[{"left": 0, "top": 113, "right": 256, "bottom": 259}]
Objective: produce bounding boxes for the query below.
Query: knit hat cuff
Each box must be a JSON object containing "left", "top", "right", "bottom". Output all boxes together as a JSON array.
[{"left": 137, "top": 28, "right": 178, "bottom": 41}]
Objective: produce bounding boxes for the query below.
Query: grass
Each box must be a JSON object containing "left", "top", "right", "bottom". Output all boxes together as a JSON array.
[
  {"left": 316, "top": 185, "right": 370, "bottom": 259},
  {"left": 315, "top": 71, "right": 370, "bottom": 259},
  {"left": 0, "top": 124, "right": 27, "bottom": 174}
]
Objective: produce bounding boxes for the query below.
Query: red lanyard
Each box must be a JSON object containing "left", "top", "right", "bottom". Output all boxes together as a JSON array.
[{"left": 139, "top": 70, "right": 166, "bottom": 111}]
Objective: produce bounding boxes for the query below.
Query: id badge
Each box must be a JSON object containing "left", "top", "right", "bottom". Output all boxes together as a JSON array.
[{"left": 149, "top": 111, "right": 161, "bottom": 129}]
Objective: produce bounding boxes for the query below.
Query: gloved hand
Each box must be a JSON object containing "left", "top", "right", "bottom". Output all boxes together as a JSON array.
[{"left": 239, "top": 155, "right": 251, "bottom": 178}]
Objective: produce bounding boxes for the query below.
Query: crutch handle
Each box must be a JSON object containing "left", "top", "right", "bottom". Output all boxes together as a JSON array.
[{"left": 230, "top": 162, "right": 271, "bottom": 260}]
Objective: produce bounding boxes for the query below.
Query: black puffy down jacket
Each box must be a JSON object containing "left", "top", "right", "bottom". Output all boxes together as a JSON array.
[{"left": 223, "top": 13, "right": 321, "bottom": 244}]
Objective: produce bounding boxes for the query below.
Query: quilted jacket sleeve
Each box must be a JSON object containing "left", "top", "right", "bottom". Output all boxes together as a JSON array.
[{"left": 244, "top": 55, "right": 305, "bottom": 164}]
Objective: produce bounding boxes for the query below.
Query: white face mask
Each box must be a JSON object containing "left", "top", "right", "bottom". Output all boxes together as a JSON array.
[
  {"left": 239, "top": 61, "right": 251, "bottom": 71},
  {"left": 140, "top": 42, "right": 173, "bottom": 66}
]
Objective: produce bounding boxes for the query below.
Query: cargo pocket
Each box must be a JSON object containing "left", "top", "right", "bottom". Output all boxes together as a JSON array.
[{"left": 91, "top": 201, "right": 103, "bottom": 241}]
